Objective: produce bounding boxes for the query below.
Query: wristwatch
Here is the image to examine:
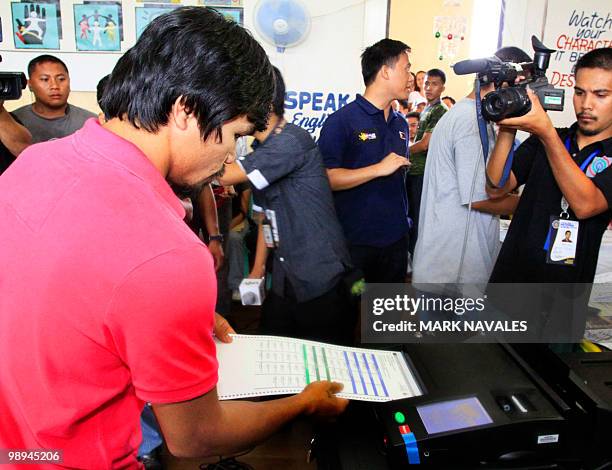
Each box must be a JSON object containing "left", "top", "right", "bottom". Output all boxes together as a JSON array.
[{"left": 209, "top": 234, "right": 224, "bottom": 243}]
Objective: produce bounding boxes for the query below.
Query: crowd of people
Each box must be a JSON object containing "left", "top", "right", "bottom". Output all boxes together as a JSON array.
[{"left": 0, "top": 5, "right": 611, "bottom": 468}]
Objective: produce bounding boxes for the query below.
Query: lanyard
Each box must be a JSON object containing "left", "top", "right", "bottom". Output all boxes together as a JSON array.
[
  {"left": 565, "top": 136, "right": 600, "bottom": 172},
  {"left": 475, "top": 80, "right": 514, "bottom": 187},
  {"left": 559, "top": 136, "right": 601, "bottom": 218}
]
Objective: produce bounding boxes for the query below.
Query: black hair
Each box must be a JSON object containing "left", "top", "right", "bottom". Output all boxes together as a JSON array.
[
  {"left": 426, "top": 68, "right": 446, "bottom": 84},
  {"left": 405, "top": 111, "right": 420, "bottom": 120},
  {"left": 96, "top": 75, "right": 110, "bottom": 109},
  {"left": 575, "top": 47, "right": 612, "bottom": 74},
  {"left": 27, "top": 54, "right": 68, "bottom": 77},
  {"left": 102, "top": 6, "right": 274, "bottom": 141},
  {"left": 442, "top": 95, "right": 456, "bottom": 105},
  {"left": 271, "top": 66, "right": 286, "bottom": 118},
  {"left": 397, "top": 99, "right": 409, "bottom": 109},
  {"left": 361, "top": 39, "right": 410, "bottom": 87},
  {"left": 494, "top": 46, "right": 532, "bottom": 64},
  {"left": 476, "top": 46, "right": 532, "bottom": 85}
]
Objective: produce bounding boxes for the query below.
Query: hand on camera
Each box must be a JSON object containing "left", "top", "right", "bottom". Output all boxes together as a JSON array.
[{"left": 497, "top": 87, "right": 555, "bottom": 137}]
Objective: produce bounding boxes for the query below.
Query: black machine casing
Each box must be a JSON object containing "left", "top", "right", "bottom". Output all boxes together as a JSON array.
[{"left": 376, "top": 343, "right": 601, "bottom": 468}]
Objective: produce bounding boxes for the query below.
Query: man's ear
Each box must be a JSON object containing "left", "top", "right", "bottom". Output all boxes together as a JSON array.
[
  {"left": 169, "top": 96, "right": 190, "bottom": 131},
  {"left": 380, "top": 64, "right": 391, "bottom": 81}
]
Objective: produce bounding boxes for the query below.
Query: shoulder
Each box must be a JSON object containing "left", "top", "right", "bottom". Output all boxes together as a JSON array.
[
  {"left": 12, "top": 105, "right": 33, "bottom": 120},
  {"left": 69, "top": 105, "right": 97, "bottom": 119}
]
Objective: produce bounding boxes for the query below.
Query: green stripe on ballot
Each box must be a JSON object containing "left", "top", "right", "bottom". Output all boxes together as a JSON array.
[
  {"left": 312, "top": 346, "right": 320, "bottom": 381},
  {"left": 302, "top": 344, "right": 310, "bottom": 384}
]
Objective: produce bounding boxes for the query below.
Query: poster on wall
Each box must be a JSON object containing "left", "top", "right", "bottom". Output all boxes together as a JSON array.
[
  {"left": 199, "top": 0, "right": 243, "bottom": 6},
  {"left": 73, "top": 3, "right": 121, "bottom": 51},
  {"left": 432, "top": 16, "right": 467, "bottom": 61},
  {"left": 85, "top": 1, "right": 124, "bottom": 41},
  {"left": 22, "top": 0, "right": 62, "bottom": 39},
  {"left": 543, "top": 0, "right": 612, "bottom": 127},
  {"left": 12, "top": 2, "right": 60, "bottom": 49},
  {"left": 208, "top": 7, "right": 243, "bottom": 25},
  {"left": 135, "top": 5, "right": 179, "bottom": 40}
]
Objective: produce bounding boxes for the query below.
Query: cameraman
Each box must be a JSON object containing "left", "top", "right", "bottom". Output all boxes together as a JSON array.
[
  {"left": 487, "top": 47, "right": 612, "bottom": 284},
  {"left": 0, "top": 100, "right": 31, "bottom": 174}
]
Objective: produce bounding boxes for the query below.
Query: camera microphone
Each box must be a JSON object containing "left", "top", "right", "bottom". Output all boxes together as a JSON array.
[{"left": 452, "top": 58, "right": 498, "bottom": 75}]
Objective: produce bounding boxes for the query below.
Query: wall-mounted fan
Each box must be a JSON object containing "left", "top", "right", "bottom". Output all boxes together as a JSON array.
[{"left": 253, "top": 0, "right": 311, "bottom": 53}]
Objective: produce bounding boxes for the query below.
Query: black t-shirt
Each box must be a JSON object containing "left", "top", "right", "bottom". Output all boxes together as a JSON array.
[{"left": 490, "top": 124, "right": 612, "bottom": 283}]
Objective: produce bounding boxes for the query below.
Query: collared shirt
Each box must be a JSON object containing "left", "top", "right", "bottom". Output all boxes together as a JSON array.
[
  {"left": 0, "top": 119, "right": 218, "bottom": 468},
  {"left": 239, "top": 123, "right": 351, "bottom": 302},
  {"left": 490, "top": 123, "right": 612, "bottom": 283},
  {"left": 318, "top": 94, "right": 410, "bottom": 247},
  {"left": 409, "top": 100, "right": 448, "bottom": 176}
]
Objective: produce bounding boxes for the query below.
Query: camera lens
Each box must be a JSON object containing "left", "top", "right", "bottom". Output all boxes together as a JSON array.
[{"left": 481, "top": 87, "right": 531, "bottom": 122}]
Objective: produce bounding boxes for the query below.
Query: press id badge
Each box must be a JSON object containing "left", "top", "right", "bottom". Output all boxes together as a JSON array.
[
  {"left": 265, "top": 209, "right": 280, "bottom": 244},
  {"left": 262, "top": 223, "right": 275, "bottom": 248},
  {"left": 545, "top": 216, "right": 579, "bottom": 266}
]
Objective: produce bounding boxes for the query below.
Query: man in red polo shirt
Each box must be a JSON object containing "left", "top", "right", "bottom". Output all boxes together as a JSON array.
[{"left": 0, "top": 7, "right": 347, "bottom": 469}]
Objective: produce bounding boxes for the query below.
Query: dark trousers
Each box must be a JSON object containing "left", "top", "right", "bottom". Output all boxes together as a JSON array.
[
  {"left": 260, "top": 282, "right": 355, "bottom": 345},
  {"left": 406, "top": 174, "right": 424, "bottom": 256},
  {"left": 349, "top": 236, "right": 408, "bottom": 284}
]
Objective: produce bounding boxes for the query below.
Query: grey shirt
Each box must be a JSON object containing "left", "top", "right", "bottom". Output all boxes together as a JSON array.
[
  {"left": 13, "top": 104, "right": 96, "bottom": 144},
  {"left": 412, "top": 98, "right": 500, "bottom": 290},
  {"left": 239, "top": 123, "right": 352, "bottom": 302}
]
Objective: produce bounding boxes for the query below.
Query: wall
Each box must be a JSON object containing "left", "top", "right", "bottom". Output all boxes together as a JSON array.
[
  {"left": 2, "top": 0, "right": 387, "bottom": 127},
  {"left": 389, "top": 0, "right": 476, "bottom": 101}
]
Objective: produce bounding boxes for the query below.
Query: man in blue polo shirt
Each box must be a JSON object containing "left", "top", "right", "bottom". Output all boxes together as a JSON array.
[{"left": 318, "top": 39, "right": 412, "bottom": 283}]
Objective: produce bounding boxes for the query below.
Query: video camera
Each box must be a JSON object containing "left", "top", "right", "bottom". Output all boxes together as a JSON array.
[
  {"left": 0, "top": 55, "right": 27, "bottom": 101},
  {"left": 453, "top": 36, "right": 564, "bottom": 122}
]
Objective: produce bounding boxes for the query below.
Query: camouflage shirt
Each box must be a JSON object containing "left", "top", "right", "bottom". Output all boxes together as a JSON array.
[{"left": 409, "top": 101, "right": 448, "bottom": 176}]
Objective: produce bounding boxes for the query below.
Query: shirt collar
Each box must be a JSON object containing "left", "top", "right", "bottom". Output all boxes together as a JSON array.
[
  {"left": 567, "top": 122, "right": 612, "bottom": 157},
  {"left": 355, "top": 94, "right": 383, "bottom": 116},
  {"left": 355, "top": 94, "right": 401, "bottom": 123},
  {"left": 72, "top": 119, "right": 185, "bottom": 218}
]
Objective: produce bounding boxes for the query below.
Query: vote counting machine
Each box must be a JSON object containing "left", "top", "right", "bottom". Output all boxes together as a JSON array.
[{"left": 313, "top": 343, "right": 612, "bottom": 469}]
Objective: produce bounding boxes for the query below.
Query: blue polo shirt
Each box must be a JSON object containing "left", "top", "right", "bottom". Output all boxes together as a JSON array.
[{"left": 318, "top": 94, "right": 410, "bottom": 248}]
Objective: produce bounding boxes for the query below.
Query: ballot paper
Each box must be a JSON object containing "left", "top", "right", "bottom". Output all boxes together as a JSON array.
[{"left": 216, "top": 334, "right": 423, "bottom": 402}]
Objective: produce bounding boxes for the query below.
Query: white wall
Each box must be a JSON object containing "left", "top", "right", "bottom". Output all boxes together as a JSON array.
[
  {"left": 245, "top": 0, "right": 387, "bottom": 140},
  {"left": 1, "top": 0, "right": 387, "bottom": 139}
]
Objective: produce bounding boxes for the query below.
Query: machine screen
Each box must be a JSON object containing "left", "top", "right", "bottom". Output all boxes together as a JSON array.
[{"left": 417, "top": 397, "right": 493, "bottom": 435}]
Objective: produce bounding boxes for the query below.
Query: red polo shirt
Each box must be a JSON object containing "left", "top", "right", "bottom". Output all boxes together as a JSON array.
[{"left": 0, "top": 119, "right": 218, "bottom": 468}]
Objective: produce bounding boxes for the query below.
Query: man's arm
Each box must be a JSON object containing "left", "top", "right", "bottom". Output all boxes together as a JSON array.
[
  {"left": 217, "top": 162, "right": 248, "bottom": 186},
  {"left": 248, "top": 218, "right": 269, "bottom": 278},
  {"left": 327, "top": 152, "right": 410, "bottom": 191},
  {"left": 199, "top": 184, "right": 224, "bottom": 271},
  {"left": 493, "top": 89, "right": 608, "bottom": 219},
  {"left": 153, "top": 381, "right": 347, "bottom": 458},
  {"left": 408, "top": 132, "right": 431, "bottom": 154},
  {"left": 0, "top": 104, "right": 31, "bottom": 156},
  {"left": 471, "top": 194, "right": 520, "bottom": 215},
  {"left": 485, "top": 128, "right": 519, "bottom": 199}
]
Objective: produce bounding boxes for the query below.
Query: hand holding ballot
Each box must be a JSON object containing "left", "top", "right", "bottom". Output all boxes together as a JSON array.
[{"left": 300, "top": 381, "right": 349, "bottom": 417}]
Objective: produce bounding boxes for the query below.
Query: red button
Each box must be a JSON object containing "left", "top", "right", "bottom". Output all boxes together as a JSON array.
[{"left": 398, "top": 424, "right": 411, "bottom": 434}]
